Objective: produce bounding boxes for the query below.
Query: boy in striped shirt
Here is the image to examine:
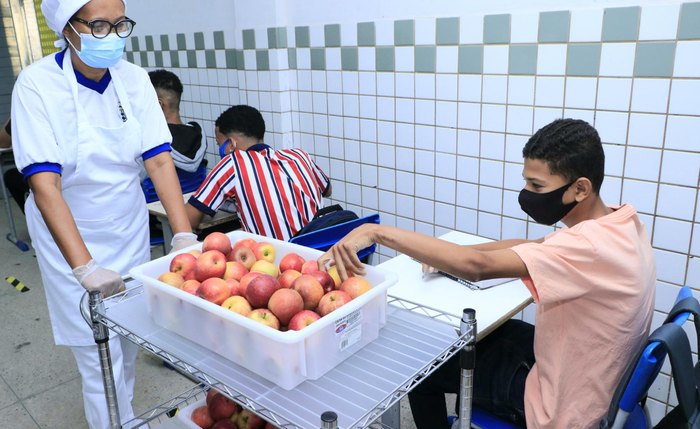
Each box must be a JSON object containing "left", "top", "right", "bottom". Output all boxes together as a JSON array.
[{"left": 185, "top": 105, "right": 332, "bottom": 241}]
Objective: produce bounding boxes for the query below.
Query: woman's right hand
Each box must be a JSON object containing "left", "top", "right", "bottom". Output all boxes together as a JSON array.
[{"left": 72, "top": 259, "right": 125, "bottom": 298}]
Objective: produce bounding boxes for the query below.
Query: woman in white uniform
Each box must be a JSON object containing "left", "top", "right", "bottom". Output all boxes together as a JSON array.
[{"left": 11, "top": 0, "right": 198, "bottom": 427}]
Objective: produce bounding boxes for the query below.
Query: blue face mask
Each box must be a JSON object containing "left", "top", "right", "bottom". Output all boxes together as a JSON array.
[
  {"left": 219, "top": 138, "right": 236, "bottom": 158},
  {"left": 68, "top": 23, "right": 126, "bottom": 68}
]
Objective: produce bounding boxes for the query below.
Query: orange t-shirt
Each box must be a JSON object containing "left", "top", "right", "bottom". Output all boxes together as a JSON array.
[{"left": 510, "top": 204, "right": 656, "bottom": 428}]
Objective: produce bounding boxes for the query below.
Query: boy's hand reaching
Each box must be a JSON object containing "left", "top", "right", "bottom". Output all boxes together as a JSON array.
[{"left": 318, "top": 224, "right": 378, "bottom": 281}]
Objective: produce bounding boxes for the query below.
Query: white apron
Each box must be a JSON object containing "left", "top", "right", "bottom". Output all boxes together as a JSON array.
[{"left": 26, "top": 50, "right": 149, "bottom": 346}]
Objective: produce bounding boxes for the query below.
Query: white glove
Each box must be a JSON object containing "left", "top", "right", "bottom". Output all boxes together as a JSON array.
[
  {"left": 72, "top": 259, "right": 124, "bottom": 298},
  {"left": 170, "top": 232, "right": 199, "bottom": 253}
]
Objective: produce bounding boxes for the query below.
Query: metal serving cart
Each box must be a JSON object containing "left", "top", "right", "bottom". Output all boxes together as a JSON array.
[{"left": 83, "top": 279, "right": 477, "bottom": 429}]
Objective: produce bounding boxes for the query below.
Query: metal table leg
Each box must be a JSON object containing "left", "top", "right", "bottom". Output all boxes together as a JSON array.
[
  {"left": 0, "top": 153, "right": 29, "bottom": 252},
  {"left": 453, "top": 309, "right": 476, "bottom": 429},
  {"left": 88, "top": 291, "right": 122, "bottom": 429}
]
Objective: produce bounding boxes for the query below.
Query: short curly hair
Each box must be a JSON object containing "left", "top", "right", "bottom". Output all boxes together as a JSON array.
[
  {"left": 215, "top": 105, "right": 265, "bottom": 140},
  {"left": 522, "top": 119, "right": 605, "bottom": 193}
]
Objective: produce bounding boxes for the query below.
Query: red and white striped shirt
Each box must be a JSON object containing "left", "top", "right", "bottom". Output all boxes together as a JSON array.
[{"left": 189, "top": 144, "right": 330, "bottom": 241}]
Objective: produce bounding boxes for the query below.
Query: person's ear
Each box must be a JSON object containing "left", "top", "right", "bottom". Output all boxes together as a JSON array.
[
  {"left": 157, "top": 98, "right": 166, "bottom": 112},
  {"left": 573, "top": 177, "right": 593, "bottom": 202}
]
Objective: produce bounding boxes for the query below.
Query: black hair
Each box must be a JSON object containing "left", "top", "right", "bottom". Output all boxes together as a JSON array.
[
  {"left": 149, "top": 69, "right": 183, "bottom": 97},
  {"left": 215, "top": 105, "right": 265, "bottom": 140},
  {"left": 522, "top": 118, "right": 605, "bottom": 193}
]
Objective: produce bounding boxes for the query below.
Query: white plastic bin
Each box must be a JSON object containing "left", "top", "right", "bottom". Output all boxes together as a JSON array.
[{"left": 130, "top": 231, "right": 397, "bottom": 390}]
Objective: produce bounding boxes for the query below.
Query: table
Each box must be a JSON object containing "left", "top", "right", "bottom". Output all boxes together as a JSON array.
[
  {"left": 147, "top": 192, "right": 238, "bottom": 252},
  {"left": 0, "top": 147, "right": 29, "bottom": 251}
]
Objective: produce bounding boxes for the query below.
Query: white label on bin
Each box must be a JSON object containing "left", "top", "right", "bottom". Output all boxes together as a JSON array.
[{"left": 335, "top": 309, "right": 362, "bottom": 351}]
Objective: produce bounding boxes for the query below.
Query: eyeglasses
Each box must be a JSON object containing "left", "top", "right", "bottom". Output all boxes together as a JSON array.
[{"left": 71, "top": 16, "right": 136, "bottom": 39}]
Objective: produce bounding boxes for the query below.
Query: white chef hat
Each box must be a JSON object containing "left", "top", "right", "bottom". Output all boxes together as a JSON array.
[{"left": 41, "top": 0, "right": 127, "bottom": 49}]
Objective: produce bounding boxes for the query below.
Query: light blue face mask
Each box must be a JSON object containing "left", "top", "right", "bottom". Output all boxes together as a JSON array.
[{"left": 68, "top": 23, "right": 126, "bottom": 68}]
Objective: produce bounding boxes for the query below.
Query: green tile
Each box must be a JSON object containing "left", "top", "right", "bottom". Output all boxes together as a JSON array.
[
  {"left": 242, "top": 29, "right": 255, "bottom": 49},
  {"left": 214, "top": 31, "right": 225, "bottom": 49},
  {"left": 458, "top": 45, "right": 483, "bottom": 74},
  {"left": 538, "top": 11, "right": 570, "bottom": 43},
  {"left": 634, "top": 42, "right": 676, "bottom": 77},
  {"left": 436, "top": 17, "right": 459, "bottom": 45},
  {"left": 169, "top": 51, "right": 179, "bottom": 67},
  {"left": 566, "top": 43, "right": 601, "bottom": 76},
  {"left": 602, "top": 6, "right": 640, "bottom": 41},
  {"left": 125, "top": 51, "right": 134, "bottom": 63},
  {"left": 139, "top": 51, "right": 148, "bottom": 67},
  {"left": 295, "top": 26, "right": 310, "bottom": 48},
  {"left": 395, "top": 19, "right": 414, "bottom": 46},
  {"left": 186, "top": 50, "right": 197, "bottom": 68},
  {"left": 130, "top": 36, "right": 140, "bottom": 51},
  {"left": 678, "top": 2, "right": 700, "bottom": 39},
  {"left": 484, "top": 14, "right": 510, "bottom": 44},
  {"left": 160, "top": 35, "right": 170, "bottom": 51},
  {"left": 267, "top": 27, "right": 287, "bottom": 49},
  {"left": 509, "top": 44, "right": 537, "bottom": 75},
  {"left": 415, "top": 46, "right": 436, "bottom": 72},
  {"left": 357, "top": 22, "right": 375, "bottom": 47},
  {"left": 375, "top": 46, "right": 395, "bottom": 71},
  {"left": 194, "top": 32, "right": 205, "bottom": 50},
  {"left": 267, "top": 28, "right": 278, "bottom": 49},
  {"left": 288, "top": 48, "right": 297, "bottom": 69},
  {"left": 225, "top": 49, "right": 237, "bottom": 68},
  {"left": 236, "top": 49, "right": 245, "bottom": 70},
  {"left": 255, "top": 50, "right": 269, "bottom": 70},
  {"left": 145, "top": 35, "right": 154, "bottom": 51},
  {"left": 341, "top": 46, "right": 358, "bottom": 70},
  {"left": 154, "top": 51, "right": 163, "bottom": 67},
  {"left": 176, "top": 33, "right": 186, "bottom": 50},
  {"left": 311, "top": 47, "right": 325, "bottom": 70},
  {"left": 325, "top": 24, "right": 341, "bottom": 47},
  {"left": 205, "top": 50, "right": 216, "bottom": 68}
]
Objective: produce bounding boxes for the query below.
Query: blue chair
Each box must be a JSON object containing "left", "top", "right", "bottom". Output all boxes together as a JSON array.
[{"left": 289, "top": 213, "right": 380, "bottom": 263}]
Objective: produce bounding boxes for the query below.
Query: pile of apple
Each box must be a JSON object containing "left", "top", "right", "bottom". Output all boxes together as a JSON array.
[
  {"left": 158, "top": 232, "right": 373, "bottom": 331},
  {"left": 189, "top": 388, "right": 274, "bottom": 428}
]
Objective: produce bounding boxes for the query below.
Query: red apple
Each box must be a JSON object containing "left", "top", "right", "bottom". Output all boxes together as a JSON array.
[
  {"left": 267, "top": 288, "right": 304, "bottom": 326},
  {"left": 212, "top": 420, "right": 238, "bottom": 429},
  {"left": 326, "top": 266, "right": 342, "bottom": 289},
  {"left": 238, "top": 272, "right": 262, "bottom": 297},
  {"left": 202, "top": 231, "right": 232, "bottom": 257},
  {"left": 252, "top": 242, "right": 276, "bottom": 263},
  {"left": 169, "top": 253, "right": 197, "bottom": 280},
  {"left": 340, "top": 276, "right": 372, "bottom": 299},
  {"left": 223, "top": 261, "right": 249, "bottom": 281},
  {"left": 288, "top": 309, "right": 321, "bottom": 331},
  {"left": 250, "top": 260, "right": 279, "bottom": 277},
  {"left": 264, "top": 423, "right": 276, "bottom": 429},
  {"left": 221, "top": 295, "right": 252, "bottom": 316},
  {"left": 188, "top": 249, "right": 202, "bottom": 258},
  {"left": 209, "top": 392, "right": 239, "bottom": 421},
  {"left": 181, "top": 279, "right": 201, "bottom": 295},
  {"left": 291, "top": 275, "right": 324, "bottom": 310},
  {"left": 158, "top": 271, "right": 185, "bottom": 288},
  {"left": 278, "top": 269, "right": 302, "bottom": 289},
  {"left": 191, "top": 405, "right": 214, "bottom": 429},
  {"left": 310, "top": 270, "right": 335, "bottom": 293},
  {"left": 279, "top": 252, "right": 305, "bottom": 273},
  {"left": 206, "top": 388, "right": 220, "bottom": 407},
  {"left": 229, "top": 246, "right": 256, "bottom": 269},
  {"left": 317, "top": 290, "right": 352, "bottom": 316},
  {"left": 245, "top": 274, "right": 280, "bottom": 308},
  {"left": 197, "top": 277, "right": 231, "bottom": 305},
  {"left": 233, "top": 237, "right": 256, "bottom": 251},
  {"left": 236, "top": 410, "right": 266, "bottom": 429},
  {"left": 248, "top": 308, "right": 280, "bottom": 330},
  {"left": 195, "top": 250, "right": 228, "bottom": 282},
  {"left": 301, "top": 259, "right": 319, "bottom": 274},
  {"left": 225, "top": 278, "right": 241, "bottom": 296}
]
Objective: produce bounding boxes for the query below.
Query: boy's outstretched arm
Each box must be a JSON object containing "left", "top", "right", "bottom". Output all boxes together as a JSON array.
[{"left": 319, "top": 224, "right": 532, "bottom": 282}]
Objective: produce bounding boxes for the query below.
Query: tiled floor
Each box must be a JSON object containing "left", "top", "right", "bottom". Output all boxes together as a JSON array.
[{"left": 0, "top": 198, "right": 426, "bottom": 428}]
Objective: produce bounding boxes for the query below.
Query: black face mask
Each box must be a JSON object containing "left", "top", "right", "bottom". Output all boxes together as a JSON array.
[{"left": 518, "top": 181, "right": 578, "bottom": 225}]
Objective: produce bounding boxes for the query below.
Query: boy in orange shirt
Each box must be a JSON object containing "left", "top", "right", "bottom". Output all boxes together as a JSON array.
[{"left": 320, "top": 119, "right": 656, "bottom": 428}]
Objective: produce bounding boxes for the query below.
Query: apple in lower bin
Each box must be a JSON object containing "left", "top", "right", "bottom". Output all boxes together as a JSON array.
[
  {"left": 190, "top": 405, "right": 214, "bottom": 429},
  {"left": 229, "top": 246, "right": 256, "bottom": 269},
  {"left": 287, "top": 309, "right": 322, "bottom": 331},
  {"left": 279, "top": 252, "right": 305, "bottom": 273},
  {"left": 158, "top": 271, "right": 185, "bottom": 289},
  {"left": 267, "top": 288, "right": 304, "bottom": 326},
  {"left": 223, "top": 261, "right": 249, "bottom": 282},
  {"left": 221, "top": 295, "right": 252, "bottom": 316},
  {"left": 202, "top": 231, "right": 232, "bottom": 258},
  {"left": 244, "top": 274, "right": 280, "bottom": 308},
  {"left": 169, "top": 252, "right": 197, "bottom": 279},
  {"left": 310, "top": 270, "right": 335, "bottom": 293},
  {"left": 248, "top": 308, "right": 280, "bottom": 330},
  {"left": 197, "top": 277, "right": 231, "bottom": 305},
  {"left": 340, "top": 276, "right": 372, "bottom": 299},
  {"left": 292, "top": 275, "right": 325, "bottom": 310},
  {"left": 194, "top": 250, "right": 228, "bottom": 282},
  {"left": 252, "top": 241, "right": 276, "bottom": 263},
  {"left": 278, "top": 269, "right": 302, "bottom": 289},
  {"left": 264, "top": 422, "right": 276, "bottom": 429},
  {"left": 212, "top": 420, "right": 237, "bottom": 429},
  {"left": 317, "top": 290, "right": 352, "bottom": 317},
  {"left": 206, "top": 388, "right": 220, "bottom": 407},
  {"left": 236, "top": 409, "right": 266, "bottom": 429},
  {"left": 209, "top": 392, "right": 239, "bottom": 421},
  {"left": 249, "top": 259, "right": 279, "bottom": 278},
  {"left": 300, "top": 259, "right": 319, "bottom": 274},
  {"left": 181, "top": 279, "right": 201, "bottom": 295}
]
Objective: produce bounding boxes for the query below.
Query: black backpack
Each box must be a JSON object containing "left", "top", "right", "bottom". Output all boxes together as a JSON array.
[{"left": 293, "top": 204, "right": 358, "bottom": 238}]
